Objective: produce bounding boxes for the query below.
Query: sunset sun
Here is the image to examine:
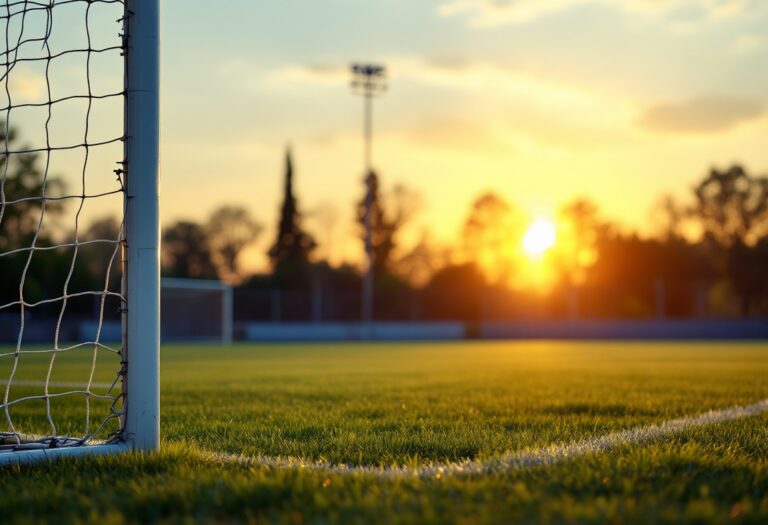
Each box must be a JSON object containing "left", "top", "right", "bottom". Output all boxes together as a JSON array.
[{"left": 522, "top": 219, "right": 557, "bottom": 258}]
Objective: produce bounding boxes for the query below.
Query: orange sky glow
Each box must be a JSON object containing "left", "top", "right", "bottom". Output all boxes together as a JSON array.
[{"left": 156, "top": 1, "right": 768, "bottom": 275}]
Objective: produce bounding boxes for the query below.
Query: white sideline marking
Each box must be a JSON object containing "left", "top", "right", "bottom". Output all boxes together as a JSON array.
[
  {"left": 205, "top": 399, "right": 768, "bottom": 478},
  {"left": 0, "top": 380, "right": 113, "bottom": 389}
]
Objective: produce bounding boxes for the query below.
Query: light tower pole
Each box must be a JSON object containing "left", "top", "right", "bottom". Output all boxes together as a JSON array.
[{"left": 351, "top": 63, "right": 387, "bottom": 327}]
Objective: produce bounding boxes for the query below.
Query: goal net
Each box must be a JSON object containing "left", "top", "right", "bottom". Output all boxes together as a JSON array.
[
  {"left": 0, "top": 0, "right": 159, "bottom": 464},
  {"left": 162, "top": 278, "right": 233, "bottom": 344}
]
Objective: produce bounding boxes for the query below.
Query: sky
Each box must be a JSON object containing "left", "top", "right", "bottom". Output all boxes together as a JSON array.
[
  {"left": 17, "top": 0, "right": 765, "bottom": 272},
  {"left": 158, "top": 0, "right": 768, "bottom": 271}
]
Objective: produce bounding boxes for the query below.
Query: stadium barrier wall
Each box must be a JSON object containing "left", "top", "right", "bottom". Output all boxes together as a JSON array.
[
  {"left": 240, "top": 322, "right": 466, "bottom": 342},
  {"left": 16, "top": 318, "right": 767, "bottom": 345},
  {"left": 78, "top": 320, "right": 123, "bottom": 342},
  {"left": 241, "top": 319, "right": 768, "bottom": 342},
  {"left": 479, "top": 319, "right": 768, "bottom": 340}
]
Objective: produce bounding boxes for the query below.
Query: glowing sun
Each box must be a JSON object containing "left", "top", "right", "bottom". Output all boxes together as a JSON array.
[{"left": 522, "top": 219, "right": 557, "bottom": 258}]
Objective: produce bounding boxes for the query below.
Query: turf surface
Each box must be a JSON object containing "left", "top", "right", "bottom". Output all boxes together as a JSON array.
[{"left": 2, "top": 341, "right": 768, "bottom": 523}]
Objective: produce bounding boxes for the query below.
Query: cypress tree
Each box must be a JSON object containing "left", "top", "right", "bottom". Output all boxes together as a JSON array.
[{"left": 268, "top": 147, "right": 315, "bottom": 286}]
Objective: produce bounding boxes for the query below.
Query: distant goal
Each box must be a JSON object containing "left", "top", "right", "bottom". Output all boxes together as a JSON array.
[
  {"left": 0, "top": 0, "right": 159, "bottom": 465},
  {"left": 162, "top": 278, "right": 234, "bottom": 345}
]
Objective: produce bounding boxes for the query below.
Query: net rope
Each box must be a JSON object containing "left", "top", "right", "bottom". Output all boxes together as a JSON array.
[{"left": 0, "top": 0, "right": 126, "bottom": 451}]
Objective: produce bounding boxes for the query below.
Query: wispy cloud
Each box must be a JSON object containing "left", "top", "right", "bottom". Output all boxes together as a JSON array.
[
  {"left": 259, "top": 57, "right": 638, "bottom": 152},
  {"left": 261, "top": 63, "right": 348, "bottom": 86},
  {"left": 405, "top": 117, "right": 513, "bottom": 153},
  {"left": 438, "top": 0, "right": 591, "bottom": 25},
  {"left": 437, "top": 0, "right": 751, "bottom": 27},
  {"left": 6, "top": 70, "right": 46, "bottom": 103},
  {"left": 729, "top": 34, "right": 765, "bottom": 55},
  {"left": 638, "top": 96, "right": 764, "bottom": 134},
  {"left": 263, "top": 57, "right": 626, "bottom": 112}
]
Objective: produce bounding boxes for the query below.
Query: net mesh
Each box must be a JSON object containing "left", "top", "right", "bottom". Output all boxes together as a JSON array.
[{"left": 0, "top": 0, "right": 126, "bottom": 451}]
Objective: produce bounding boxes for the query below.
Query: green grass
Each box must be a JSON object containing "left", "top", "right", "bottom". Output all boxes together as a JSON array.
[{"left": 2, "top": 341, "right": 768, "bottom": 524}]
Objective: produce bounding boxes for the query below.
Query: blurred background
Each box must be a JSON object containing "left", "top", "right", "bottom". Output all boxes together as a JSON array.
[{"left": 2, "top": 0, "right": 768, "bottom": 342}]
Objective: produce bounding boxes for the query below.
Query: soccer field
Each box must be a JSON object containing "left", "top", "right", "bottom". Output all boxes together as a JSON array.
[{"left": 2, "top": 341, "right": 768, "bottom": 524}]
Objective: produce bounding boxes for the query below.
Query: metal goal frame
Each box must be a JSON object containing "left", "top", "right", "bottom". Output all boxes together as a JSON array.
[{"left": 0, "top": 0, "right": 160, "bottom": 466}]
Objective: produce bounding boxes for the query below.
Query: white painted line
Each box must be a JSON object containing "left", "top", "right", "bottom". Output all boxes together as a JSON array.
[
  {"left": 1, "top": 399, "right": 765, "bottom": 472},
  {"left": 205, "top": 399, "right": 768, "bottom": 478}
]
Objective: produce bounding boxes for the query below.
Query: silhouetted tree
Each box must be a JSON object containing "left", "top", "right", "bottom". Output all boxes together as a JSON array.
[
  {"left": 424, "top": 263, "right": 486, "bottom": 321},
  {"left": 554, "top": 199, "right": 602, "bottom": 286},
  {"left": 692, "top": 165, "right": 768, "bottom": 247},
  {"left": 462, "top": 192, "right": 522, "bottom": 285},
  {"left": 394, "top": 233, "right": 447, "bottom": 287},
  {"left": 162, "top": 221, "right": 219, "bottom": 279},
  {"left": 690, "top": 165, "right": 768, "bottom": 315},
  {"left": 357, "top": 171, "right": 419, "bottom": 277},
  {"left": 208, "top": 205, "right": 263, "bottom": 283},
  {"left": 307, "top": 201, "right": 340, "bottom": 263},
  {"left": 0, "top": 121, "right": 66, "bottom": 250},
  {"left": 81, "top": 215, "right": 122, "bottom": 294},
  {"left": 0, "top": 122, "right": 74, "bottom": 313},
  {"left": 308, "top": 262, "right": 363, "bottom": 321},
  {"left": 584, "top": 231, "right": 714, "bottom": 318},
  {"left": 269, "top": 147, "right": 315, "bottom": 287},
  {"left": 728, "top": 237, "right": 768, "bottom": 316},
  {"left": 653, "top": 194, "right": 687, "bottom": 241}
]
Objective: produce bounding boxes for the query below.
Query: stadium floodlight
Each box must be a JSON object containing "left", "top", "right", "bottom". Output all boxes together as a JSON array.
[
  {"left": 162, "top": 279, "right": 234, "bottom": 345},
  {"left": 0, "top": 0, "right": 160, "bottom": 465},
  {"left": 350, "top": 63, "right": 387, "bottom": 326}
]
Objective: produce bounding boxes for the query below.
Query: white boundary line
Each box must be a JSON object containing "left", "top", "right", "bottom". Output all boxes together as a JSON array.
[
  {"left": 204, "top": 399, "right": 768, "bottom": 478},
  {"left": 1, "top": 399, "right": 766, "bottom": 473}
]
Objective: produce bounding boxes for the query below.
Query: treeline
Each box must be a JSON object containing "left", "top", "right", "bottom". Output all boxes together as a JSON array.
[
  {"left": 431, "top": 166, "right": 768, "bottom": 320},
  {"left": 0, "top": 124, "right": 122, "bottom": 319},
  {"left": 178, "top": 146, "right": 767, "bottom": 321},
  {"left": 2, "top": 118, "right": 768, "bottom": 322}
]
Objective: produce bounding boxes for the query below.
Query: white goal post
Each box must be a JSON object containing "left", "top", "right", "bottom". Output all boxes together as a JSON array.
[
  {"left": 0, "top": 0, "right": 160, "bottom": 465},
  {"left": 124, "top": 0, "right": 161, "bottom": 455}
]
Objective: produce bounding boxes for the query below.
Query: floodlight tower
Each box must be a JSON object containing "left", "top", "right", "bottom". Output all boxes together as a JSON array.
[{"left": 351, "top": 63, "right": 387, "bottom": 326}]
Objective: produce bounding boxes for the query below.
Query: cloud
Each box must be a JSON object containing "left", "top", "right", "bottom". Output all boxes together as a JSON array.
[
  {"left": 260, "top": 57, "right": 637, "bottom": 153},
  {"left": 265, "top": 57, "right": 619, "bottom": 112},
  {"left": 437, "top": 0, "right": 750, "bottom": 27},
  {"left": 638, "top": 96, "right": 764, "bottom": 133},
  {"left": 437, "top": 0, "right": 588, "bottom": 25},
  {"left": 261, "top": 63, "right": 348, "bottom": 87},
  {"left": 730, "top": 34, "right": 765, "bottom": 55},
  {"left": 406, "top": 117, "right": 511, "bottom": 152},
  {"left": 4, "top": 70, "right": 46, "bottom": 103}
]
